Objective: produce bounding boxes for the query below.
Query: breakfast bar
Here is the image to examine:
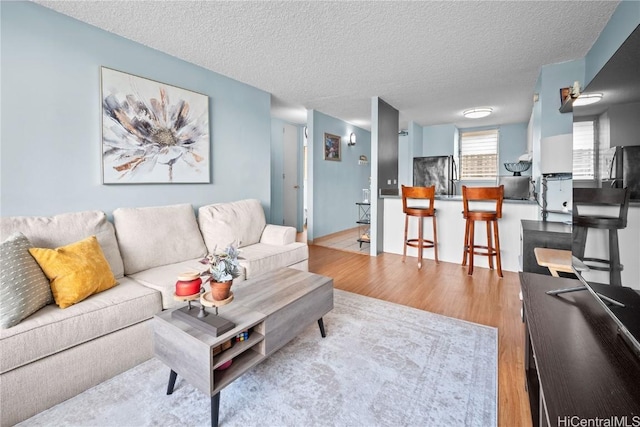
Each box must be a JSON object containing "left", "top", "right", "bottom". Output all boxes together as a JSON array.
[{"left": 382, "top": 195, "right": 539, "bottom": 272}]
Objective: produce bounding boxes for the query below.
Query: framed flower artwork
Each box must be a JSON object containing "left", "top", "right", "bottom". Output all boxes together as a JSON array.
[
  {"left": 323, "top": 132, "right": 341, "bottom": 161},
  {"left": 101, "top": 67, "right": 210, "bottom": 184}
]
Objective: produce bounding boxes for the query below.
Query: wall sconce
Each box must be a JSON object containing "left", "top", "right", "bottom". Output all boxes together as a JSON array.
[{"left": 348, "top": 132, "right": 356, "bottom": 146}]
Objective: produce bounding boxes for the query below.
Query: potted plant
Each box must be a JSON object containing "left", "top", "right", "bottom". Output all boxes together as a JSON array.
[{"left": 200, "top": 242, "right": 241, "bottom": 300}]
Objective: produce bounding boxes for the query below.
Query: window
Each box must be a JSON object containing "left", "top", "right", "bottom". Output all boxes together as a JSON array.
[
  {"left": 573, "top": 120, "right": 596, "bottom": 180},
  {"left": 459, "top": 129, "right": 498, "bottom": 180}
]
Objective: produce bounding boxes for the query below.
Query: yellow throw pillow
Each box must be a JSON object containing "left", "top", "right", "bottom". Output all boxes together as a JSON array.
[{"left": 29, "top": 236, "right": 117, "bottom": 309}]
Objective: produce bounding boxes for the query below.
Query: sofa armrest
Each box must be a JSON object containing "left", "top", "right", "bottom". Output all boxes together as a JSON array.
[{"left": 260, "top": 224, "right": 297, "bottom": 245}]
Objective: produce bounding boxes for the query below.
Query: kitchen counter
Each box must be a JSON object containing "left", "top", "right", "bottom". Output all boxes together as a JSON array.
[
  {"left": 380, "top": 193, "right": 537, "bottom": 204},
  {"left": 383, "top": 196, "right": 538, "bottom": 272}
]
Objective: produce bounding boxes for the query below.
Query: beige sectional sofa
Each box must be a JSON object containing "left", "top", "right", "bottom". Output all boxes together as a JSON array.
[{"left": 0, "top": 199, "right": 308, "bottom": 426}]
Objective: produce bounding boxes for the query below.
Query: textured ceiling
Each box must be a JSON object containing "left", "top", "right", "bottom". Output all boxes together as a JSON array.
[{"left": 36, "top": 0, "right": 619, "bottom": 130}]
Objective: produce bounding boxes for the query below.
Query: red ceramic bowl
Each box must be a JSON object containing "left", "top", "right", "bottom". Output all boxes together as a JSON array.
[
  {"left": 215, "top": 359, "right": 233, "bottom": 371},
  {"left": 175, "top": 277, "right": 202, "bottom": 296}
]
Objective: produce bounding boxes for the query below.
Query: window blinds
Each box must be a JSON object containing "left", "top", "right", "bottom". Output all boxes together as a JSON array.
[
  {"left": 460, "top": 129, "right": 498, "bottom": 180},
  {"left": 573, "top": 120, "right": 595, "bottom": 180}
]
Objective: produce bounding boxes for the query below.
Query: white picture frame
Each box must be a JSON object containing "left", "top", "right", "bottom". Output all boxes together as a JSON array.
[{"left": 101, "top": 67, "right": 210, "bottom": 184}]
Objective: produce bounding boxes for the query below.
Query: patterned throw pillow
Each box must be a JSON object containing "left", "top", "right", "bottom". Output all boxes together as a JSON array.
[
  {"left": 29, "top": 235, "right": 117, "bottom": 309},
  {"left": 0, "top": 232, "right": 54, "bottom": 328}
]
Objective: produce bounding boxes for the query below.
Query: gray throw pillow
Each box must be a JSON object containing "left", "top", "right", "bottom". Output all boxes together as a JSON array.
[{"left": 0, "top": 232, "right": 54, "bottom": 328}]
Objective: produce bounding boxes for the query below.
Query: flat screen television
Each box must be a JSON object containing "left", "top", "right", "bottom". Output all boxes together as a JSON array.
[{"left": 552, "top": 267, "right": 640, "bottom": 360}]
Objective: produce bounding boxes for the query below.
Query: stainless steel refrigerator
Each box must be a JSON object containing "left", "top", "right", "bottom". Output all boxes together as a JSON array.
[
  {"left": 413, "top": 156, "right": 457, "bottom": 195},
  {"left": 603, "top": 146, "right": 640, "bottom": 200}
]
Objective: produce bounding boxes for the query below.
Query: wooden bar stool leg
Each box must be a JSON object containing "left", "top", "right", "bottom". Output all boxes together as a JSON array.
[
  {"left": 433, "top": 215, "right": 439, "bottom": 264},
  {"left": 493, "top": 219, "right": 503, "bottom": 277},
  {"left": 572, "top": 225, "right": 588, "bottom": 260},
  {"left": 402, "top": 215, "right": 408, "bottom": 263},
  {"left": 468, "top": 219, "right": 475, "bottom": 275},
  {"left": 486, "top": 220, "right": 494, "bottom": 270},
  {"left": 609, "top": 229, "right": 622, "bottom": 286},
  {"left": 462, "top": 218, "right": 470, "bottom": 266},
  {"left": 418, "top": 216, "right": 424, "bottom": 270}
]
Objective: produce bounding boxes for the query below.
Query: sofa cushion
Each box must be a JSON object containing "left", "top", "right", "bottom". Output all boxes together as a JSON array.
[
  {"left": 127, "top": 258, "right": 245, "bottom": 309},
  {"left": 238, "top": 242, "right": 308, "bottom": 279},
  {"left": 198, "top": 199, "right": 267, "bottom": 251},
  {"left": 113, "top": 204, "right": 207, "bottom": 275},
  {"left": 260, "top": 224, "right": 297, "bottom": 245},
  {"left": 29, "top": 236, "right": 117, "bottom": 309},
  {"left": 0, "top": 277, "right": 161, "bottom": 374},
  {"left": 0, "top": 211, "right": 125, "bottom": 279},
  {"left": 0, "top": 232, "right": 53, "bottom": 329}
]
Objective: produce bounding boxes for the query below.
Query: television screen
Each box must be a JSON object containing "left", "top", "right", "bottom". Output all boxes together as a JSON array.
[{"left": 573, "top": 268, "right": 640, "bottom": 359}]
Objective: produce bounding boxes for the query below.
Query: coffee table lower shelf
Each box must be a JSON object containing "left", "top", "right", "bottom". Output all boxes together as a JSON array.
[
  {"left": 213, "top": 333, "right": 265, "bottom": 391},
  {"left": 153, "top": 268, "right": 334, "bottom": 427}
]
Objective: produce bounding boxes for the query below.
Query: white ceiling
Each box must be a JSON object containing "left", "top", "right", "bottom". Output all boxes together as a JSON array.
[{"left": 36, "top": 0, "right": 619, "bottom": 131}]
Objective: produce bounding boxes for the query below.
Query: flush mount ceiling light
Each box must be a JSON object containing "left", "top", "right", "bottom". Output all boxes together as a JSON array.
[
  {"left": 463, "top": 108, "right": 493, "bottom": 119},
  {"left": 572, "top": 93, "right": 603, "bottom": 107}
]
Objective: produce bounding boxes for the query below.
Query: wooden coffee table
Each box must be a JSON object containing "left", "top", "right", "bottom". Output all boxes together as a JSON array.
[{"left": 152, "top": 268, "right": 334, "bottom": 426}]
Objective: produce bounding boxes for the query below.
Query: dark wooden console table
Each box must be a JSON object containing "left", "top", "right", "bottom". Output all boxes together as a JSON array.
[{"left": 520, "top": 273, "right": 640, "bottom": 427}]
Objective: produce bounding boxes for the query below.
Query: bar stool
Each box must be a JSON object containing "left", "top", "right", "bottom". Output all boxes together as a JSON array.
[
  {"left": 572, "top": 187, "right": 630, "bottom": 287},
  {"left": 462, "top": 185, "right": 504, "bottom": 277},
  {"left": 401, "top": 185, "right": 438, "bottom": 269}
]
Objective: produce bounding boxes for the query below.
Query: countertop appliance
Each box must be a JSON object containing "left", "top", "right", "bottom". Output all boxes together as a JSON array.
[
  {"left": 605, "top": 145, "right": 640, "bottom": 200},
  {"left": 413, "top": 155, "right": 457, "bottom": 195},
  {"left": 498, "top": 176, "right": 531, "bottom": 200},
  {"left": 542, "top": 173, "right": 572, "bottom": 223}
]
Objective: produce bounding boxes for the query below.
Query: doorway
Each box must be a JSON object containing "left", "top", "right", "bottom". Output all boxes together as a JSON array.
[{"left": 283, "top": 123, "right": 299, "bottom": 229}]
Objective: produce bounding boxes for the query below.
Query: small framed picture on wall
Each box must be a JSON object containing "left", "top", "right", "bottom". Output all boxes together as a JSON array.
[{"left": 324, "top": 133, "right": 341, "bottom": 161}]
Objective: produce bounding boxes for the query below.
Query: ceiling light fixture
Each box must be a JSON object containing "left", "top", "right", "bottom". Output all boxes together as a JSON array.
[
  {"left": 572, "top": 93, "right": 603, "bottom": 107},
  {"left": 463, "top": 108, "right": 492, "bottom": 119}
]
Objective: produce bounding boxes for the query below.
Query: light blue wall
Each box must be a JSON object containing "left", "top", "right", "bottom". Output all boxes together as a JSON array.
[
  {"left": 531, "top": 77, "right": 543, "bottom": 182},
  {"left": 539, "top": 59, "right": 584, "bottom": 139},
  {"left": 499, "top": 122, "right": 529, "bottom": 176},
  {"left": 398, "top": 135, "right": 410, "bottom": 186},
  {"left": 398, "top": 124, "right": 423, "bottom": 187},
  {"left": 311, "top": 111, "right": 371, "bottom": 238},
  {"left": 450, "top": 123, "right": 529, "bottom": 191},
  {"left": 1, "top": 2, "right": 271, "bottom": 218},
  {"left": 585, "top": 1, "right": 640, "bottom": 85},
  {"left": 422, "top": 124, "right": 456, "bottom": 156},
  {"left": 420, "top": 123, "right": 528, "bottom": 175},
  {"left": 409, "top": 121, "right": 423, "bottom": 160}
]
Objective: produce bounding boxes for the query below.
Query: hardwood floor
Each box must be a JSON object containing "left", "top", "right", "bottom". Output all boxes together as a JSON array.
[
  {"left": 312, "top": 226, "right": 370, "bottom": 254},
  {"left": 307, "top": 244, "right": 532, "bottom": 427}
]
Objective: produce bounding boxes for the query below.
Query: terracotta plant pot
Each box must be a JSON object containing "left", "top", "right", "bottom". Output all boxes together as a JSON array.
[{"left": 210, "top": 280, "right": 233, "bottom": 301}]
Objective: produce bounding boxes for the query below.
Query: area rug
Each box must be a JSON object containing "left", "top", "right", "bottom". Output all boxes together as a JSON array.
[{"left": 19, "top": 289, "right": 497, "bottom": 427}]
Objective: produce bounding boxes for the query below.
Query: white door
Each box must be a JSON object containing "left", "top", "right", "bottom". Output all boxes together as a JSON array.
[{"left": 283, "top": 123, "right": 299, "bottom": 228}]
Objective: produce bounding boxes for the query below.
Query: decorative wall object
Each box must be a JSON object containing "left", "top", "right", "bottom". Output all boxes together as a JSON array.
[
  {"left": 101, "top": 67, "right": 210, "bottom": 184},
  {"left": 323, "top": 133, "right": 341, "bottom": 161}
]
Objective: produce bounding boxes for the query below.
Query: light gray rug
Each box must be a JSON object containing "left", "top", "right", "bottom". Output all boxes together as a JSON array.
[{"left": 19, "top": 290, "right": 497, "bottom": 427}]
